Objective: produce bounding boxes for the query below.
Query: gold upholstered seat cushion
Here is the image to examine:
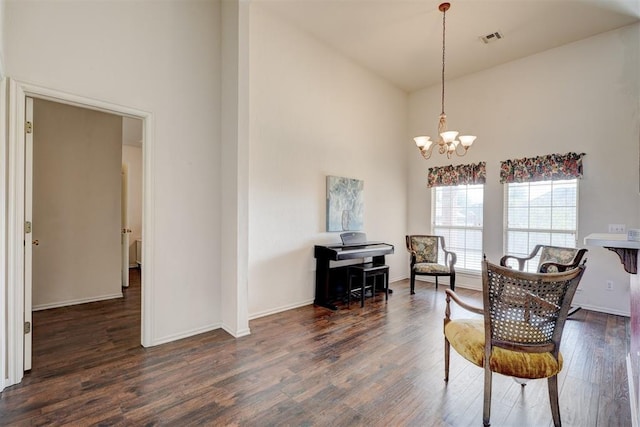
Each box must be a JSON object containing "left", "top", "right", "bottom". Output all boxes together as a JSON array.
[
  {"left": 444, "top": 319, "right": 563, "bottom": 379},
  {"left": 414, "top": 262, "right": 450, "bottom": 274}
]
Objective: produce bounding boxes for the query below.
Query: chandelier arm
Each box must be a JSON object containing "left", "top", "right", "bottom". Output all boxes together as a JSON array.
[
  {"left": 453, "top": 143, "right": 469, "bottom": 157},
  {"left": 421, "top": 143, "right": 436, "bottom": 160}
]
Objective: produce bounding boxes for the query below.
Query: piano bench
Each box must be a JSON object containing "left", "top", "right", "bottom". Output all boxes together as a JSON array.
[{"left": 347, "top": 263, "right": 389, "bottom": 308}]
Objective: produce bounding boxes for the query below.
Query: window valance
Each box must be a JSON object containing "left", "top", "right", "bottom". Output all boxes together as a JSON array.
[
  {"left": 499, "top": 152, "right": 585, "bottom": 184},
  {"left": 427, "top": 162, "right": 487, "bottom": 188}
]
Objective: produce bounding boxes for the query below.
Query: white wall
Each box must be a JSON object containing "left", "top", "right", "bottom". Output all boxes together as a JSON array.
[
  {"left": 4, "top": 1, "right": 224, "bottom": 342},
  {"left": 409, "top": 24, "right": 640, "bottom": 316},
  {"left": 0, "top": 80, "right": 6, "bottom": 391},
  {"left": 0, "top": 0, "right": 5, "bottom": 78},
  {"left": 122, "top": 144, "right": 142, "bottom": 266},
  {"left": 248, "top": 6, "right": 409, "bottom": 317},
  {"left": 32, "top": 99, "right": 123, "bottom": 309},
  {"left": 0, "top": 0, "right": 6, "bottom": 391}
]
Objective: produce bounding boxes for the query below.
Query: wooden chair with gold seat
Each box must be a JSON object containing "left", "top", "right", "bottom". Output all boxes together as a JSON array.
[
  {"left": 443, "top": 259, "right": 586, "bottom": 427},
  {"left": 405, "top": 235, "right": 456, "bottom": 294}
]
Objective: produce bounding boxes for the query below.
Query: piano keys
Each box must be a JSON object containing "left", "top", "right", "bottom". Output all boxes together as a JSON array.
[{"left": 314, "top": 241, "right": 394, "bottom": 310}]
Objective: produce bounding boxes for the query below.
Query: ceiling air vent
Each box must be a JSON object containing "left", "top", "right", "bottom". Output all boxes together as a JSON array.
[{"left": 480, "top": 31, "right": 503, "bottom": 44}]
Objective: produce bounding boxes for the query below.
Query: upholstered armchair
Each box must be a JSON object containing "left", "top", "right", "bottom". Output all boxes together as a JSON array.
[
  {"left": 501, "top": 245, "right": 587, "bottom": 316},
  {"left": 405, "top": 235, "right": 456, "bottom": 294},
  {"left": 444, "top": 259, "right": 586, "bottom": 427},
  {"left": 500, "top": 244, "right": 587, "bottom": 273}
]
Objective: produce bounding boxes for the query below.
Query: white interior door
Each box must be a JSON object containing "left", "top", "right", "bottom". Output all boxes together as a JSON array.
[
  {"left": 121, "top": 164, "right": 130, "bottom": 288},
  {"left": 24, "top": 96, "right": 33, "bottom": 371}
]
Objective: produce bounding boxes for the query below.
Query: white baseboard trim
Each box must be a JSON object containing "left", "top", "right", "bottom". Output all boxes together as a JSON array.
[
  {"left": 412, "top": 275, "right": 630, "bottom": 316},
  {"left": 248, "top": 274, "right": 477, "bottom": 321},
  {"left": 222, "top": 324, "right": 251, "bottom": 338},
  {"left": 414, "top": 273, "right": 481, "bottom": 291},
  {"left": 574, "top": 303, "right": 630, "bottom": 317},
  {"left": 628, "top": 353, "right": 639, "bottom": 427},
  {"left": 32, "top": 292, "right": 123, "bottom": 311},
  {"left": 151, "top": 322, "right": 223, "bottom": 346},
  {"left": 249, "top": 298, "right": 314, "bottom": 320}
]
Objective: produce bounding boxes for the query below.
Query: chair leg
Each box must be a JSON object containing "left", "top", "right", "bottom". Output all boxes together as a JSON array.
[
  {"left": 450, "top": 272, "right": 455, "bottom": 291},
  {"left": 410, "top": 271, "right": 416, "bottom": 294},
  {"left": 444, "top": 336, "right": 450, "bottom": 382},
  {"left": 347, "top": 273, "right": 352, "bottom": 308},
  {"left": 371, "top": 274, "right": 375, "bottom": 302},
  {"left": 483, "top": 366, "right": 492, "bottom": 426},
  {"left": 548, "top": 375, "right": 561, "bottom": 427},
  {"left": 384, "top": 272, "right": 388, "bottom": 301},
  {"left": 435, "top": 276, "right": 438, "bottom": 290}
]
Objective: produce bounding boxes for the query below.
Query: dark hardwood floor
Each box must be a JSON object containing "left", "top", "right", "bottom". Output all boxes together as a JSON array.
[{"left": 0, "top": 270, "right": 631, "bottom": 426}]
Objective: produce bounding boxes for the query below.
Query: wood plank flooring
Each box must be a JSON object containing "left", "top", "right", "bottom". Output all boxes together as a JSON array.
[{"left": 0, "top": 270, "right": 632, "bottom": 426}]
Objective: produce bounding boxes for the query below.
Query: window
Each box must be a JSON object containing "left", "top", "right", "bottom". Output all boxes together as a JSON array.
[
  {"left": 504, "top": 179, "right": 578, "bottom": 272},
  {"left": 432, "top": 184, "right": 484, "bottom": 272}
]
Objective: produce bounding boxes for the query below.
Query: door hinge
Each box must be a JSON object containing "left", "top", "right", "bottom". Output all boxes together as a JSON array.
[
  {"left": 25, "top": 221, "right": 32, "bottom": 233},
  {"left": 24, "top": 321, "right": 31, "bottom": 334},
  {"left": 25, "top": 121, "right": 33, "bottom": 134}
]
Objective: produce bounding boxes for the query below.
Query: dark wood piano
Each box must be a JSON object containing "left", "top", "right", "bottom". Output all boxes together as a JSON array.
[{"left": 314, "top": 240, "right": 394, "bottom": 310}]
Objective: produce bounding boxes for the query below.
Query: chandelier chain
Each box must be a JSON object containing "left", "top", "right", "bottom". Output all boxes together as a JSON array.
[
  {"left": 412, "top": 2, "right": 476, "bottom": 160},
  {"left": 441, "top": 6, "right": 446, "bottom": 116}
]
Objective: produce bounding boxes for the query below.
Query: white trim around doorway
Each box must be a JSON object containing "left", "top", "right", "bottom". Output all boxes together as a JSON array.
[
  {"left": 4, "top": 79, "right": 155, "bottom": 388},
  {"left": 0, "top": 78, "right": 7, "bottom": 392}
]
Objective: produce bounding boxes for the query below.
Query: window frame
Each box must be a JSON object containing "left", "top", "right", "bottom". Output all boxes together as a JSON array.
[
  {"left": 503, "top": 178, "right": 580, "bottom": 272},
  {"left": 431, "top": 183, "right": 484, "bottom": 275}
]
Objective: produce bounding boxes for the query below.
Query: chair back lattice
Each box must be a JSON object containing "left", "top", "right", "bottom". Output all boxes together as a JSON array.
[
  {"left": 482, "top": 261, "right": 585, "bottom": 352},
  {"left": 408, "top": 236, "right": 439, "bottom": 263},
  {"left": 537, "top": 246, "right": 582, "bottom": 273}
]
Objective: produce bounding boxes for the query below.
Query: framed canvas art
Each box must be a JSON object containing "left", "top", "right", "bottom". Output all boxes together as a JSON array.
[{"left": 326, "top": 176, "right": 364, "bottom": 232}]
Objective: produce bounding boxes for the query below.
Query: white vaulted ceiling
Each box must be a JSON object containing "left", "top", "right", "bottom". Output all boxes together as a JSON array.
[{"left": 256, "top": 0, "right": 640, "bottom": 92}]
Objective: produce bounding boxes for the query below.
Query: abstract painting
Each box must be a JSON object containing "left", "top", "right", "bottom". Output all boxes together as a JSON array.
[{"left": 326, "top": 176, "right": 364, "bottom": 232}]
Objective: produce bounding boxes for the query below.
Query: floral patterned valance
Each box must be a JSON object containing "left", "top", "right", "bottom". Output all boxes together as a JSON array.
[
  {"left": 427, "top": 162, "right": 487, "bottom": 188},
  {"left": 499, "top": 152, "right": 585, "bottom": 184}
]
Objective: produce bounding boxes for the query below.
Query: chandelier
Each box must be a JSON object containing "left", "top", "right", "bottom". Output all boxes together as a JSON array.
[{"left": 414, "top": 2, "right": 476, "bottom": 160}]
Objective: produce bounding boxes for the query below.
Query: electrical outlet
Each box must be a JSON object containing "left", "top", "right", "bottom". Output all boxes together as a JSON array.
[
  {"left": 606, "top": 280, "right": 614, "bottom": 291},
  {"left": 608, "top": 224, "right": 626, "bottom": 233}
]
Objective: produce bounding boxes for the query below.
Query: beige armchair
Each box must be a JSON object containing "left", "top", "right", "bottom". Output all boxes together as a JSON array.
[
  {"left": 500, "top": 245, "right": 587, "bottom": 316},
  {"left": 405, "top": 235, "right": 456, "bottom": 294},
  {"left": 500, "top": 244, "right": 587, "bottom": 273}
]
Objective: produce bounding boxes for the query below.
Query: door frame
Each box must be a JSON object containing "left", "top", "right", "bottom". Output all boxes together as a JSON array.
[{"left": 5, "top": 79, "right": 155, "bottom": 387}]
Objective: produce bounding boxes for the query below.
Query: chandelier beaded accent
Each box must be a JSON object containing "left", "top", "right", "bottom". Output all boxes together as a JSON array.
[{"left": 414, "top": 2, "right": 476, "bottom": 160}]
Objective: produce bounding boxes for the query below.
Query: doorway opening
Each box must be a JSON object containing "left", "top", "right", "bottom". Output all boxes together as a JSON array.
[
  {"left": 6, "top": 80, "right": 155, "bottom": 388},
  {"left": 122, "top": 117, "right": 144, "bottom": 289},
  {"left": 26, "top": 99, "right": 143, "bottom": 371}
]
